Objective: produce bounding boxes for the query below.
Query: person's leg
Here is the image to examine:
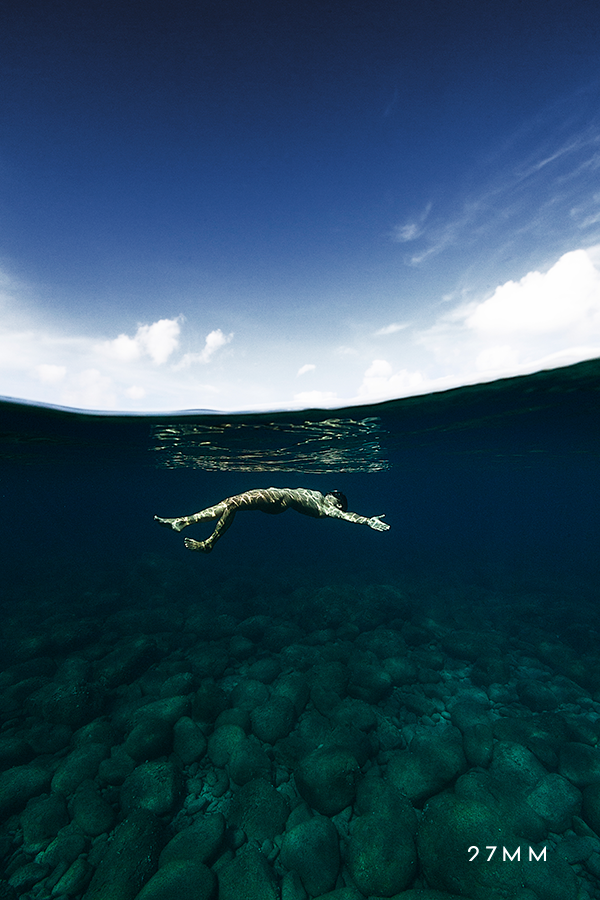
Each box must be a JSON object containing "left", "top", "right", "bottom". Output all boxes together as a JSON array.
[
  {"left": 184, "top": 508, "right": 236, "bottom": 553},
  {"left": 154, "top": 501, "right": 227, "bottom": 532}
]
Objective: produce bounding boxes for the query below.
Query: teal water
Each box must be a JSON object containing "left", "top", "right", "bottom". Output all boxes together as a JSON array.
[
  {"left": 1, "top": 359, "right": 600, "bottom": 898},
  {"left": 3, "top": 358, "right": 599, "bottom": 622}
]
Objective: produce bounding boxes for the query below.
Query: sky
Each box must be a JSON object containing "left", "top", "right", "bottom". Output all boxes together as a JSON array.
[{"left": 1, "top": 0, "right": 600, "bottom": 412}]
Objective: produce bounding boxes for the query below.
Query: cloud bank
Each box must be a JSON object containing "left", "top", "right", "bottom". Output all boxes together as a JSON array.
[{"left": 1, "top": 245, "right": 599, "bottom": 411}]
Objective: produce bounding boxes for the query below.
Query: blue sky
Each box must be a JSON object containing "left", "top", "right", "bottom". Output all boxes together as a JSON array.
[{"left": 1, "top": 0, "right": 600, "bottom": 411}]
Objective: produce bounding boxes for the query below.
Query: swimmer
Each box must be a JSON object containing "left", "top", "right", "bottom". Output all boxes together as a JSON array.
[{"left": 155, "top": 487, "right": 390, "bottom": 553}]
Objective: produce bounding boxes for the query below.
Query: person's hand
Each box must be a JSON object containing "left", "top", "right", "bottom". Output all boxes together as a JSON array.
[{"left": 369, "top": 515, "right": 390, "bottom": 531}]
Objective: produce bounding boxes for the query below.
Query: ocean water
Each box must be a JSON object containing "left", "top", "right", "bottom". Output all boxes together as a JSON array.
[{"left": 1, "top": 358, "right": 600, "bottom": 899}]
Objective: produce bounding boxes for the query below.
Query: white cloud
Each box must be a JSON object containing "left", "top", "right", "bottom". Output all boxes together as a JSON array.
[
  {"left": 465, "top": 249, "right": 600, "bottom": 337},
  {"left": 174, "top": 328, "right": 233, "bottom": 368},
  {"left": 61, "top": 368, "right": 117, "bottom": 410},
  {"left": 374, "top": 322, "right": 408, "bottom": 336},
  {"left": 35, "top": 363, "right": 66, "bottom": 384},
  {"left": 358, "top": 359, "right": 424, "bottom": 399},
  {"left": 293, "top": 389, "right": 339, "bottom": 406},
  {"left": 297, "top": 363, "right": 316, "bottom": 376},
  {"left": 100, "top": 317, "right": 182, "bottom": 364},
  {"left": 415, "top": 245, "right": 600, "bottom": 381},
  {"left": 391, "top": 203, "right": 432, "bottom": 243}
]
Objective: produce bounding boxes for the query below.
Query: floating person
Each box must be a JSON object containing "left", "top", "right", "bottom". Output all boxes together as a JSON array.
[{"left": 155, "top": 486, "right": 390, "bottom": 553}]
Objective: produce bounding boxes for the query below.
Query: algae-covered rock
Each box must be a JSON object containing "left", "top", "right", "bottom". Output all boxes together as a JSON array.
[
  {"left": 20, "top": 793, "right": 68, "bottom": 853},
  {"left": 51, "top": 743, "right": 110, "bottom": 796},
  {"left": 217, "top": 846, "right": 278, "bottom": 900},
  {"left": 559, "top": 742, "right": 600, "bottom": 788},
  {"left": 280, "top": 815, "right": 340, "bottom": 896},
  {"left": 228, "top": 777, "right": 289, "bottom": 841},
  {"left": 250, "top": 695, "right": 295, "bottom": 743},
  {"left": 121, "top": 760, "right": 184, "bottom": 816},
  {"left": 70, "top": 779, "right": 116, "bottom": 836},
  {"left": 387, "top": 723, "right": 467, "bottom": 805},
  {"left": 227, "top": 737, "right": 271, "bottom": 785},
  {"left": 159, "top": 813, "right": 226, "bottom": 867},
  {"left": 0, "top": 765, "right": 52, "bottom": 817},
  {"left": 173, "top": 715, "right": 207, "bottom": 765},
  {"left": 525, "top": 773, "right": 581, "bottom": 832},
  {"left": 134, "top": 860, "right": 215, "bottom": 900},
  {"left": 417, "top": 791, "right": 577, "bottom": 900},
  {"left": 295, "top": 745, "right": 360, "bottom": 815},
  {"left": 344, "top": 812, "right": 417, "bottom": 896},
  {"left": 84, "top": 809, "right": 163, "bottom": 900},
  {"left": 125, "top": 718, "right": 173, "bottom": 762}
]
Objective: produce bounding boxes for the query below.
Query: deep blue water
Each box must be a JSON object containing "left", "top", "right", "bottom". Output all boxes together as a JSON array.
[{"left": 2, "top": 358, "right": 599, "bottom": 632}]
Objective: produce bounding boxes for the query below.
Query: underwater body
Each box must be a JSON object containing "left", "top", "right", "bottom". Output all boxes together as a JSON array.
[{"left": 0, "top": 359, "right": 599, "bottom": 900}]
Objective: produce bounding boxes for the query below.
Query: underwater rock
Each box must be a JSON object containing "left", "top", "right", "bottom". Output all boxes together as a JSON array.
[
  {"left": 159, "top": 672, "right": 197, "bottom": 698},
  {"left": 493, "top": 715, "right": 566, "bottom": 770},
  {"left": 27, "top": 677, "right": 103, "bottom": 728},
  {"left": 280, "top": 814, "right": 340, "bottom": 896},
  {"left": 245, "top": 657, "right": 281, "bottom": 683},
  {"left": 344, "top": 812, "right": 417, "bottom": 896},
  {"left": 172, "top": 715, "right": 207, "bottom": 764},
  {"left": 192, "top": 681, "right": 229, "bottom": 722},
  {"left": 229, "top": 678, "right": 270, "bottom": 710},
  {"left": 0, "top": 764, "right": 52, "bottom": 817},
  {"left": 0, "top": 735, "right": 34, "bottom": 770},
  {"left": 51, "top": 856, "right": 92, "bottom": 897},
  {"left": 271, "top": 672, "right": 310, "bottom": 716},
  {"left": 94, "top": 636, "right": 160, "bottom": 689},
  {"left": 386, "top": 723, "right": 467, "bottom": 805},
  {"left": 525, "top": 773, "right": 581, "bottom": 832},
  {"left": 355, "top": 767, "right": 418, "bottom": 834},
  {"left": 461, "top": 723, "right": 494, "bottom": 768},
  {"left": 355, "top": 625, "right": 406, "bottom": 658},
  {"left": 228, "top": 777, "right": 289, "bottom": 841},
  {"left": 158, "top": 813, "right": 226, "bottom": 867},
  {"left": 98, "top": 745, "right": 137, "bottom": 785},
  {"left": 38, "top": 828, "right": 87, "bottom": 869},
  {"left": 582, "top": 782, "right": 600, "bottom": 835},
  {"left": 70, "top": 779, "right": 116, "bottom": 836},
  {"left": 207, "top": 724, "right": 246, "bottom": 767},
  {"left": 229, "top": 634, "right": 255, "bottom": 660},
  {"left": 381, "top": 655, "right": 418, "bottom": 686},
  {"left": 516, "top": 680, "right": 559, "bottom": 712},
  {"left": 454, "top": 768, "right": 547, "bottom": 844},
  {"left": 217, "top": 845, "right": 279, "bottom": 900},
  {"left": 120, "top": 760, "right": 184, "bottom": 817},
  {"left": 133, "top": 860, "right": 215, "bottom": 900},
  {"left": 20, "top": 792, "right": 68, "bottom": 854},
  {"left": 84, "top": 809, "right": 163, "bottom": 900},
  {"left": 294, "top": 745, "right": 360, "bottom": 815},
  {"left": 227, "top": 736, "right": 272, "bottom": 785},
  {"left": 310, "top": 661, "right": 349, "bottom": 696},
  {"left": 250, "top": 695, "right": 296, "bottom": 743},
  {"left": 347, "top": 661, "right": 392, "bottom": 704},
  {"left": 559, "top": 741, "right": 600, "bottom": 787},
  {"left": 7, "top": 861, "right": 50, "bottom": 894},
  {"left": 51, "top": 742, "right": 110, "bottom": 796},
  {"left": 125, "top": 718, "right": 173, "bottom": 762},
  {"left": 330, "top": 697, "right": 377, "bottom": 732},
  {"left": 489, "top": 741, "right": 548, "bottom": 791},
  {"left": 447, "top": 690, "right": 491, "bottom": 731},
  {"left": 417, "top": 791, "right": 567, "bottom": 900}
]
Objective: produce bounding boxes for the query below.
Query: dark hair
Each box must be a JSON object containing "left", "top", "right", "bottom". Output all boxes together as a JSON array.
[{"left": 327, "top": 490, "right": 348, "bottom": 512}]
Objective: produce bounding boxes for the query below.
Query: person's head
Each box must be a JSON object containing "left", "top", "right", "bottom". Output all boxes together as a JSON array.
[{"left": 325, "top": 490, "right": 348, "bottom": 512}]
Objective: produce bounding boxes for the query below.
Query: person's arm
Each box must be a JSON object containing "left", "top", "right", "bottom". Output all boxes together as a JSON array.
[{"left": 325, "top": 506, "right": 390, "bottom": 531}]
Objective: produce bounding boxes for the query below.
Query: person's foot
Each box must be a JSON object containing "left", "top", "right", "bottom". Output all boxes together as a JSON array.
[
  {"left": 184, "top": 537, "right": 212, "bottom": 553},
  {"left": 154, "top": 515, "right": 186, "bottom": 532}
]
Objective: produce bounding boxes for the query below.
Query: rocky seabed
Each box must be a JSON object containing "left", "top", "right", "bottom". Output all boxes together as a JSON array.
[{"left": 2, "top": 575, "right": 600, "bottom": 900}]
